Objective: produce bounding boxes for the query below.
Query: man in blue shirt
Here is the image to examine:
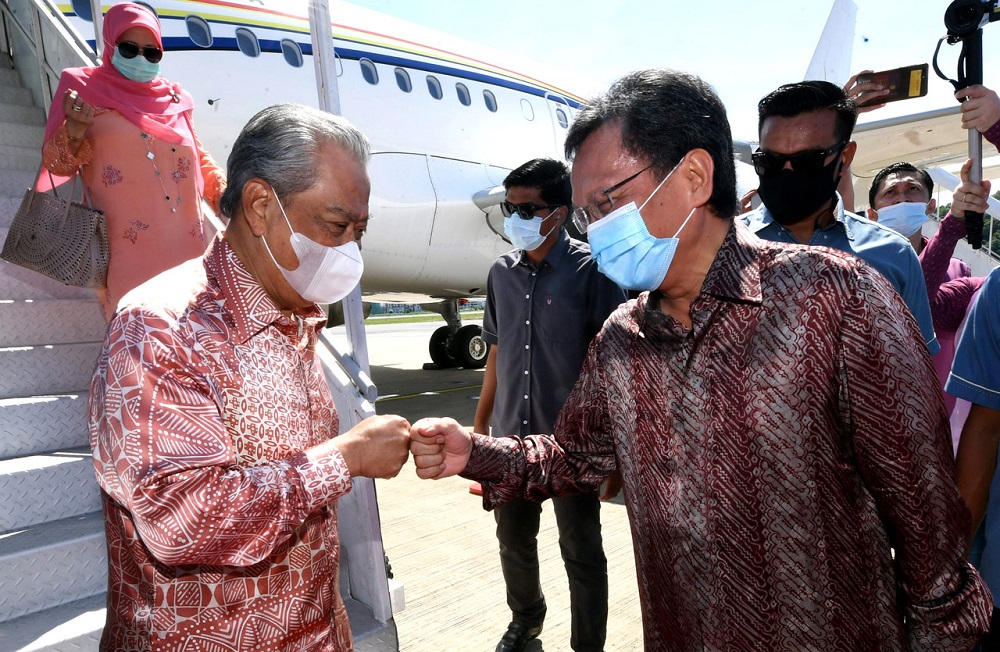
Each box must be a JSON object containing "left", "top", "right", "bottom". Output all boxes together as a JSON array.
[
  {"left": 473, "top": 158, "right": 626, "bottom": 652},
  {"left": 949, "top": 266, "right": 1000, "bottom": 651},
  {"left": 741, "top": 81, "right": 938, "bottom": 354}
]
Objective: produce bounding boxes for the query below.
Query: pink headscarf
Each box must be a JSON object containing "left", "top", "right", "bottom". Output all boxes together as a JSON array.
[{"left": 44, "top": 3, "right": 200, "bottom": 169}]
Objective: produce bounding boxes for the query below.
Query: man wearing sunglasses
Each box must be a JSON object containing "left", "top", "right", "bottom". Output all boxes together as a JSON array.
[
  {"left": 473, "top": 158, "right": 625, "bottom": 652},
  {"left": 741, "top": 81, "right": 939, "bottom": 355},
  {"left": 410, "top": 69, "right": 991, "bottom": 650}
]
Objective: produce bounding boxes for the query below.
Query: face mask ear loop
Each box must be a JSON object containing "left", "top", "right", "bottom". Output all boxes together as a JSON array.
[
  {"left": 539, "top": 206, "right": 562, "bottom": 239},
  {"left": 639, "top": 158, "right": 683, "bottom": 212},
  {"left": 672, "top": 206, "right": 697, "bottom": 238}
]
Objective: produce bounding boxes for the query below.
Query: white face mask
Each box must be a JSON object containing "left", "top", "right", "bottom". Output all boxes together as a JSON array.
[
  {"left": 503, "top": 208, "right": 558, "bottom": 251},
  {"left": 875, "top": 201, "right": 931, "bottom": 238},
  {"left": 260, "top": 188, "right": 365, "bottom": 304}
]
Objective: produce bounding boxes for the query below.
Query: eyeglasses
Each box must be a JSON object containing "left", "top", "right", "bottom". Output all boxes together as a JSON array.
[
  {"left": 750, "top": 142, "right": 846, "bottom": 178},
  {"left": 500, "top": 201, "right": 561, "bottom": 219},
  {"left": 116, "top": 41, "right": 163, "bottom": 64},
  {"left": 570, "top": 164, "right": 653, "bottom": 233}
]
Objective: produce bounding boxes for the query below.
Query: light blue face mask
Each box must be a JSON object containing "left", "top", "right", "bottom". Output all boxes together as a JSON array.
[
  {"left": 111, "top": 49, "right": 160, "bottom": 83},
  {"left": 875, "top": 201, "right": 930, "bottom": 238},
  {"left": 503, "top": 208, "right": 557, "bottom": 251},
  {"left": 586, "top": 159, "right": 695, "bottom": 291}
]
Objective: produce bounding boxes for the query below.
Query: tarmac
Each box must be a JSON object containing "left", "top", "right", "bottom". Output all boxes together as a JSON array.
[{"left": 335, "top": 320, "right": 643, "bottom": 651}]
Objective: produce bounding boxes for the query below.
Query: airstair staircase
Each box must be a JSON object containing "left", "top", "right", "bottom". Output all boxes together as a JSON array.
[
  {"left": 0, "top": 2, "right": 397, "bottom": 649},
  {"left": 0, "top": 46, "right": 109, "bottom": 650}
]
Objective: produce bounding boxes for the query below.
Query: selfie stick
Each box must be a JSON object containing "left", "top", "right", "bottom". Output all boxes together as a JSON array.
[{"left": 959, "top": 30, "right": 985, "bottom": 249}]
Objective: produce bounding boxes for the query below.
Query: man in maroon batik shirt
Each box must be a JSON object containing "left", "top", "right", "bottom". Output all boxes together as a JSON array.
[{"left": 410, "top": 69, "right": 992, "bottom": 651}]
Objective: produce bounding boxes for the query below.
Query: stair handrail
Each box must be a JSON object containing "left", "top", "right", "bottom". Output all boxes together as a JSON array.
[{"left": 0, "top": 0, "right": 97, "bottom": 112}]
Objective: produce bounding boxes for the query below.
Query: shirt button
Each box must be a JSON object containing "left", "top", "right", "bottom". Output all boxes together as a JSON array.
[
  {"left": 524, "top": 370, "right": 529, "bottom": 375},
  {"left": 531, "top": 272, "right": 536, "bottom": 277},
  {"left": 525, "top": 320, "right": 530, "bottom": 325},
  {"left": 525, "top": 294, "right": 530, "bottom": 299},
  {"left": 524, "top": 395, "right": 529, "bottom": 400},
  {"left": 522, "top": 420, "right": 528, "bottom": 425},
  {"left": 525, "top": 344, "right": 529, "bottom": 349}
]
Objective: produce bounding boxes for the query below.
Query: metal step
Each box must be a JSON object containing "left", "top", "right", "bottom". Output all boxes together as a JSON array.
[
  {"left": 0, "top": 393, "right": 89, "bottom": 460},
  {"left": 0, "top": 511, "right": 107, "bottom": 622},
  {"left": 0, "top": 101, "right": 45, "bottom": 126},
  {"left": 0, "top": 84, "right": 33, "bottom": 106},
  {"left": 0, "top": 299, "right": 106, "bottom": 347},
  {"left": 0, "top": 342, "right": 102, "bottom": 399},
  {"left": 0, "top": 446, "right": 101, "bottom": 532},
  {"left": 0, "top": 257, "right": 99, "bottom": 301},
  {"left": 0, "top": 67, "right": 21, "bottom": 87},
  {"left": 0, "top": 168, "right": 36, "bottom": 197},
  {"left": 0, "top": 142, "right": 43, "bottom": 171},
  {"left": 0, "top": 122, "right": 46, "bottom": 148},
  {"left": 0, "top": 593, "right": 105, "bottom": 652}
]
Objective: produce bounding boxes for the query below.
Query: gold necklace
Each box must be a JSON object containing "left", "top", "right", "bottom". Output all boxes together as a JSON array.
[{"left": 140, "top": 131, "right": 182, "bottom": 213}]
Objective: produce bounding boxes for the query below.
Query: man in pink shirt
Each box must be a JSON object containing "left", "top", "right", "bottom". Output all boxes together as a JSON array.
[{"left": 88, "top": 103, "right": 410, "bottom": 651}]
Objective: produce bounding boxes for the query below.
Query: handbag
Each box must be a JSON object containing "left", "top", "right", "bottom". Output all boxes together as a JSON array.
[{"left": 1, "top": 165, "right": 108, "bottom": 288}]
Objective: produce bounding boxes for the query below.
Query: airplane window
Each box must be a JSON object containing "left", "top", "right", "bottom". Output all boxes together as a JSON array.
[
  {"left": 394, "top": 67, "right": 411, "bottom": 92},
  {"left": 70, "top": 0, "right": 93, "bottom": 20},
  {"left": 134, "top": 2, "right": 158, "bottom": 17},
  {"left": 483, "top": 90, "right": 498, "bottom": 113},
  {"left": 556, "top": 107, "right": 569, "bottom": 129},
  {"left": 185, "top": 15, "right": 213, "bottom": 48},
  {"left": 426, "top": 75, "right": 443, "bottom": 100},
  {"left": 455, "top": 83, "right": 471, "bottom": 107},
  {"left": 520, "top": 98, "right": 534, "bottom": 121},
  {"left": 281, "top": 39, "right": 304, "bottom": 68},
  {"left": 360, "top": 59, "right": 379, "bottom": 85},
  {"left": 235, "top": 28, "right": 261, "bottom": 58}
]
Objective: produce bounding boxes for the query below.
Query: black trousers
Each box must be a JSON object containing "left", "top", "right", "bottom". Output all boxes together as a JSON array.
[{"left": 494, "top": 492, "right": 608, "bottom": 652}]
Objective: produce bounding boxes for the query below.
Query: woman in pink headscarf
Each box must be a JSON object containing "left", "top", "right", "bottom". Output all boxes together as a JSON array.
[{"left": 42, "top": 2, "right": 226, "bottom": 319}]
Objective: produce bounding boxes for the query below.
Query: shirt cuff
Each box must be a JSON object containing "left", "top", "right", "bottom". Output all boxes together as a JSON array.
[
  {"left": 294, "top": 447, "right": 353, "bottom": 511},
  {"left": 983, "top": 119, "right": 1000, "bottom": 149}
]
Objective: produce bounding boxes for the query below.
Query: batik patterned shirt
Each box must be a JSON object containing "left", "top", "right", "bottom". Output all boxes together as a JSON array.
[
  {"left": 465, "top": 221, "right": 992, "bottom": 651},
  {"left": 89, "top": 236, "right": 355, "bottom": 651}
]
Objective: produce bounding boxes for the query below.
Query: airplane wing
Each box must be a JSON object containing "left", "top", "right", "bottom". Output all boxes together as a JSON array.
[{"left": 851, "top": 105, "right": 1000, "bottom": 207}]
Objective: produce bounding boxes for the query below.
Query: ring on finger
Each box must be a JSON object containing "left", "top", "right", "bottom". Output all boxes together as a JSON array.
[{"left": 72, "top": 104, "right": 82, "bottom": 112}]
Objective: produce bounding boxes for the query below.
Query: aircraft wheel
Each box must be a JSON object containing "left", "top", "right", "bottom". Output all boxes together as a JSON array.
[
  {"left": 451, "top": 325, "right": 489, "bottom": 369},
  {"left": 428, "top": 326, "right": 457, "bottom": 367}
]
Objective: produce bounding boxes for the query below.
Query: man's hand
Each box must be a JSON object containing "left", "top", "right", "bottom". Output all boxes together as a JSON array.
[
  {"left": 952, "top": 158, "right": 992, "bottom": 220},
  {"left": 335, "top": 414, "right": 411, "bottom": 479},
  {"left": 844, "top": 70, "right": 889, "bottom": 113},
  {"left": 410, "top": 417, "right": 472, "bottom": 480},
  {"left": 956, "top": 85, "right": 1000, "bottom": 134}
]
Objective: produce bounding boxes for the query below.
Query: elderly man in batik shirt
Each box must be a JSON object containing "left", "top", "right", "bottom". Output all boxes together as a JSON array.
[
  {"left": 89, "top": 104, "right": 410, "bottom": 651},
  {"left": 410, "top": 69, "right": 993, "bottom": 651}
]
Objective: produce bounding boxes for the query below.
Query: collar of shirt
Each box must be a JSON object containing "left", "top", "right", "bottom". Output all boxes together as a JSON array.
[
  {"left": 513, "top": 228, "right": 571, "bottom": 270},
  {"left": 743, "top": 192, "right": 855, "bottom": 242},
  {"left": 634, "top": 221, "right": 763, "bottom": 339},
  {"left": 206, "top": 236, "right": 327, "bottom": 345}
]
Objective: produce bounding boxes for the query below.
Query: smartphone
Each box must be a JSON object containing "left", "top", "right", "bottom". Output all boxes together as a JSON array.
[{"left": 856, "top": 63, "right": 929, "bottom": 105}]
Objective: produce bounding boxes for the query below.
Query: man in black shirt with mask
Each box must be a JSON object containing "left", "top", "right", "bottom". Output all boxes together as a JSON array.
[{"left": 741, "top": 80, "right": 938, "bottom": 355}]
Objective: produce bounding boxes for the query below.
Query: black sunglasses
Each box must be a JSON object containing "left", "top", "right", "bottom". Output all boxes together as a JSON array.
[
  {"left": 117, "top": 41, "right": 163, "bottom": 64},
  {"left": 500, "top": 201, "right": 561, "bottom": 219},
  {"left": 751, "top": 141, "right": 846, "bottom": 177}
]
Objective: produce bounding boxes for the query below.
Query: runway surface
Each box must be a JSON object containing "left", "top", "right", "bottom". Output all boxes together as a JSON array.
[{"left": 329, "top": 320, "right": 643, "bottom": 651}]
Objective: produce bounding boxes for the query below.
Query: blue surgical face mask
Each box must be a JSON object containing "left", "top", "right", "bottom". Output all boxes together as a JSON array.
[
  {"left": 111, "top": 49, "right": 160, "bottom": 83},
  {"left": 875, "top": 201, "right": 930, "bottom": 238},
  {"left": 504, "top": 208, "right": 557, "bottom": 251},
  {"left": 586, "top": 159, "right": 694, "bottom": 291}
]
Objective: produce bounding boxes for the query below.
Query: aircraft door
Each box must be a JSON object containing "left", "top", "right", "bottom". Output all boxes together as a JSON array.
[{"left": 363, "top": 152, "right": 438, "bottom": 295}]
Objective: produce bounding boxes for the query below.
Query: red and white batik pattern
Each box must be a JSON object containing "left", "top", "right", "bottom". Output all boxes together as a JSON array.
[
  {"left": 90, "top": 236, "right": 354, "bottom": 651},
  {"left": 467, "top": 221, "right": 993, "bottom": 651}
]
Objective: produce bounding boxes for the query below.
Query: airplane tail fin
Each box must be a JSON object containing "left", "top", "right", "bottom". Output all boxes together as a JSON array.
[{"left": 805, "top": 0, "right": 858, "bottom": 84}]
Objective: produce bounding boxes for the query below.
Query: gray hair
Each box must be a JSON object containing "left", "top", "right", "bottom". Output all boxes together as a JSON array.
[{"left": 219, "top": 103, "right": 371, "bottom": 218}]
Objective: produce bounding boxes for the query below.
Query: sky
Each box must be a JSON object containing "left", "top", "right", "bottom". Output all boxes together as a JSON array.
[{"left": 348, "top": 0, "right": 1000, "bottom": 140}]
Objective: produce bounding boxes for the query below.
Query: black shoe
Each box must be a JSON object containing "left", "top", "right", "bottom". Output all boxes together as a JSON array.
[{"left": 495, "top": 620, "right": 543, "bottom": 652}]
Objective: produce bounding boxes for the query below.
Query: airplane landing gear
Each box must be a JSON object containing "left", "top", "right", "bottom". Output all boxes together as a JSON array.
[{"left": 423, "top": 300, "right": 490, "bottom": 369}]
